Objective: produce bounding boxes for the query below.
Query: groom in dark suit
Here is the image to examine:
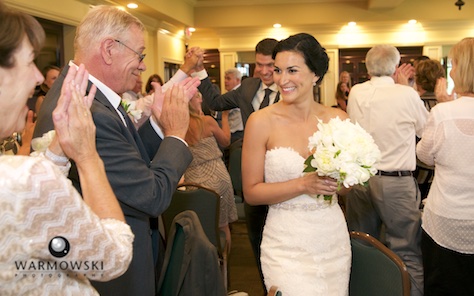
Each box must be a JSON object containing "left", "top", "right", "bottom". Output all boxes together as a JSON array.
[
  {"left": 182, "top": 38, "right": 279, "bottom": 293},
  {"left": 33, "top": 6, "right": 198, "bottom": 296}
]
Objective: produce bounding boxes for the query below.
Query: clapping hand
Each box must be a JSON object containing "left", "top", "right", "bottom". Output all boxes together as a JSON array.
[
  {"left": 394, "top": 63, "right": 415, "bottom": 85},
  {"left": 435, "top": 77, "right": 455, "bottom": 102},
  {"left": 51, "top": 64, "right": 98, "bottom": 163},
  {"left": 150, "top": 76, "right": 200, "bottom": 117}
]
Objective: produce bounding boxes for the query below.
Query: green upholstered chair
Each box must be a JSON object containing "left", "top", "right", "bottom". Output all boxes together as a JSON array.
[{"left": 349, "top": 231, "right": 411, "bottom": 296}]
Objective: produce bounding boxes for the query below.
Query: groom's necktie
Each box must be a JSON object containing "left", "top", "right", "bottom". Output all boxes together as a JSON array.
[
  {"left": 117, "top": 104, "right": 151, "bottom": 162},
  {"left": 118, "top": 104, "right": 139, "bottom": 139},
  {"left": 259, "top": 88, "right": 273, "bottom": 109}
]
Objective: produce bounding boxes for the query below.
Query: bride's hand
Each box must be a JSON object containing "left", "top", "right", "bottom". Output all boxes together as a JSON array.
[{"left": 302, "top": 173, "right": 338, "bottom": 196}]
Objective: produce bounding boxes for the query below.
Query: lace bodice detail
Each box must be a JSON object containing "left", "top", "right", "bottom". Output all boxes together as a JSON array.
[{"left": 265, "top": 147, "right": 336, "bottom": 209}]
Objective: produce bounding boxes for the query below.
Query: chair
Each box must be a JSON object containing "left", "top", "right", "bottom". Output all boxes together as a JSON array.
[
  {"left": 162, "top": 183, "right": 228, "bottom": 289},
  {"left": 228, "top": 147, "right": 245, "bottom": 219},
  {"left": 349, "top": 231, "right": 411, "bottom": 296}
]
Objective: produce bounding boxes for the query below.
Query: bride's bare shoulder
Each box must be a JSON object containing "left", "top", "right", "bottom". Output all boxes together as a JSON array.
[{"left": 325, "top": 105, "right": 349, "bottom": 120}]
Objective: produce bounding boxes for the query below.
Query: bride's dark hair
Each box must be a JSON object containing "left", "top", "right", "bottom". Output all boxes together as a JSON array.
[{"left": 272, "top": 33, "right": 329, "bottom": 84}]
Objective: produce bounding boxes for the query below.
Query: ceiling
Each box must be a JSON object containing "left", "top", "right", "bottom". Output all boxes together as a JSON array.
[{"left": 78, "top": 0, "right": 474, "bottom": 47}]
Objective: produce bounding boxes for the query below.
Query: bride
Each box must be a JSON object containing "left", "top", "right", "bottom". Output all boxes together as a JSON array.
[{"left": 242, "top": 33, "right": 351, "bottom": 295}]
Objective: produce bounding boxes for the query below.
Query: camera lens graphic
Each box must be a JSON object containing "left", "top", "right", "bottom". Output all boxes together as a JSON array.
[{"left": 48, "top": 236, "right": 70, "bottom": 258}]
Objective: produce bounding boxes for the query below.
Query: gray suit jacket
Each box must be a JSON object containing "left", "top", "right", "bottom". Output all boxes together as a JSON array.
[
  {"left": 33, "top": 65, "right": 193, "bottom": 296},
  {"left": 157, "top": 210, "right": 226, "bottom": 296},
  {"left": 198, "top": 76, "right": 279, "bottom": 128}
]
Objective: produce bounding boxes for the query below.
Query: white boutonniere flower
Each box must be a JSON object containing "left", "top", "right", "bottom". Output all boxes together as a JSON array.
[{"left": 121, "top": 100, "right": 143, "bottom": 123}]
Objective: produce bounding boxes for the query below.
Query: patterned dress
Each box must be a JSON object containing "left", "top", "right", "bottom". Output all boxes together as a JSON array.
[
  {"left": 185, "top": 137, "right": 238, "bottom": 227},
  {"left": 0, "top": 156, "right": 134, "bottom": 295}
]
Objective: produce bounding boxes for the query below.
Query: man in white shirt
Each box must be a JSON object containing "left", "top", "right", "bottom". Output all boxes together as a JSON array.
[{"left": 346, "top": 44, "right": 428, "bottom": 296}]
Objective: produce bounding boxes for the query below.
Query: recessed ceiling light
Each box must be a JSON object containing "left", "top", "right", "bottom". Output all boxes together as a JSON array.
[
  {"left": 408, "top": 19, "right": 417, "bottom": 24},
  {"left": 273, "top": 23, "right": 282, "bottom": 28},
  {"left": 127, "top": 3, "right": 138, "bottom": 9},
  {"left": 348, "top": 21, "right": 357, "bottom": 27},
  {"left": 188, "top": 27, "right": 196, "bottom": 32}
]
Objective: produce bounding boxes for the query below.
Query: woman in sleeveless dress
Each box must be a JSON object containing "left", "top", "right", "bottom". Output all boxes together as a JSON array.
[
  {"left": 242, "top": 33, "right": 351, "bottom": 295},
  {"left": 184, "top": 92, "right": 238, "bottom": 250}
]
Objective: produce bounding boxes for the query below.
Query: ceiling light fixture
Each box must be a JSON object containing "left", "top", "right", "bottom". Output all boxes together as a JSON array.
[
  {"left": 273, "top": 23, "right": 282, "bottom": 28},
  {"left": 188, "top": 27, "right": 196, "bottom": 32},
  {"left": 408, "top": 19, "right": 417, "bottom": 24},
  {"left": 127, "top": 3, "right": 138, "bottom": 9},
  {"left": 455, "top": 0, "right": 465, "bottom": 10},
  {"left": 348, "top": 21, "right": 356, "bottom": 27}
]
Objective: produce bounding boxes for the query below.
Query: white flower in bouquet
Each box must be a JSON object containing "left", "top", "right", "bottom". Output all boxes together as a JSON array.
[{"left": 304, "top": 117, "right": 381, "bottom": 201}]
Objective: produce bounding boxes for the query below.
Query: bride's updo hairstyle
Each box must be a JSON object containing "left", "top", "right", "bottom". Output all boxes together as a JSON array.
[{"left": 272, "top": 33, "right": 329, "bottom": 84}]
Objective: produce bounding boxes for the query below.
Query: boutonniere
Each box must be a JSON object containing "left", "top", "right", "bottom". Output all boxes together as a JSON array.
[{"left": 121, "top": 100, "right": 143, "bottom": 123}]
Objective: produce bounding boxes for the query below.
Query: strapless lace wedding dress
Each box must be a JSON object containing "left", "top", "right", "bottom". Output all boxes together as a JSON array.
[{"left": 261, "top": 147, "right": 351, "bottom": 296}]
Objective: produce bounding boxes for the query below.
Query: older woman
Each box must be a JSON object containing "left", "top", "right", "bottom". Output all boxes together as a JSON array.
[
  {"left": 416, "top": 37, "right": 474, "bottom": 296},
  {"left": 0, "top": 3, "right": 133, "bottom": 295}
]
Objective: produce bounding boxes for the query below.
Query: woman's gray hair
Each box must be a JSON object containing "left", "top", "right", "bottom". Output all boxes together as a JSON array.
[
  {"left": 74, "top": 5, "right": 145, "bottom": 55},
  {"left": 365, "top": 45, "right": 400, "bottom": 77}
]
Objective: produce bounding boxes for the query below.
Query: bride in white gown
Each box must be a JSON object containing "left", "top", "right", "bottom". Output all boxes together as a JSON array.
[{"left": 242, "top": 33, "right": 351, "bottom": 295}]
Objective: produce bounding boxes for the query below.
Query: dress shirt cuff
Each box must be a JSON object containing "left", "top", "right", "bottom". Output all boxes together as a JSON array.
[
  {"left": 191, "top": 69, "right": 208, "bottom": 80},
  {"left": 149, "top": 116, "right": 188, "bottom": 147},
  {"left": 161, "top": 69, "right": 189, "bottom": 93}
]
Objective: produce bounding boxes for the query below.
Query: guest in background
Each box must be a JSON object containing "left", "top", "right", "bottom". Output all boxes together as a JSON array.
[
  {"left": 29, "top": 65, "right": 60, "bottom": 114},
  {"left": 346, "top": 44, "right": 428, "bottom": 296},
  {"left": 413, "top": 59, "right": 445, "bottom": 200},
  {"left": 183, "top": 91, "right": 238, "bottom": 251},
  {"left": 417, "top": 37, "right": 474, "bottom": 296},
  {"left": 339, "top": 70, "right": 352, "bottom": 87},
  {"left": 414, "top": 59, "right": 445, "bottom": 111},
  {"left": 224, "top": 68, "right": 244, "bottom": 144},
  {"left": 121, "top": 74, "right": 153, "bottom": 128},
  {"left": 0, "top": 4, "right": 133, "bottom": 294},
  {"left": 335, "top": 81, "right": 350, "bottom": 111},
  {"left": 145, "top": 73, "right": 164, "bottom": 95}
]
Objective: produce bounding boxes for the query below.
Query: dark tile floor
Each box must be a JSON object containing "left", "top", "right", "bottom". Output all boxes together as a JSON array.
[{"left": 227, "top": 221, "right": 265, "bottom": 296}]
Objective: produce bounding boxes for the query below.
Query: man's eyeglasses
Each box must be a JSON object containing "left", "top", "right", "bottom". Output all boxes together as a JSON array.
[{"left": 114, "top": 39, "right": 146, "bottom": 63}]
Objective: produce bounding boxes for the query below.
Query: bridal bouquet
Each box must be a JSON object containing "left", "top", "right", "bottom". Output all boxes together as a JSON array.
[{"left": 303, "top": 117, "right": 381, "bottom": 202}]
